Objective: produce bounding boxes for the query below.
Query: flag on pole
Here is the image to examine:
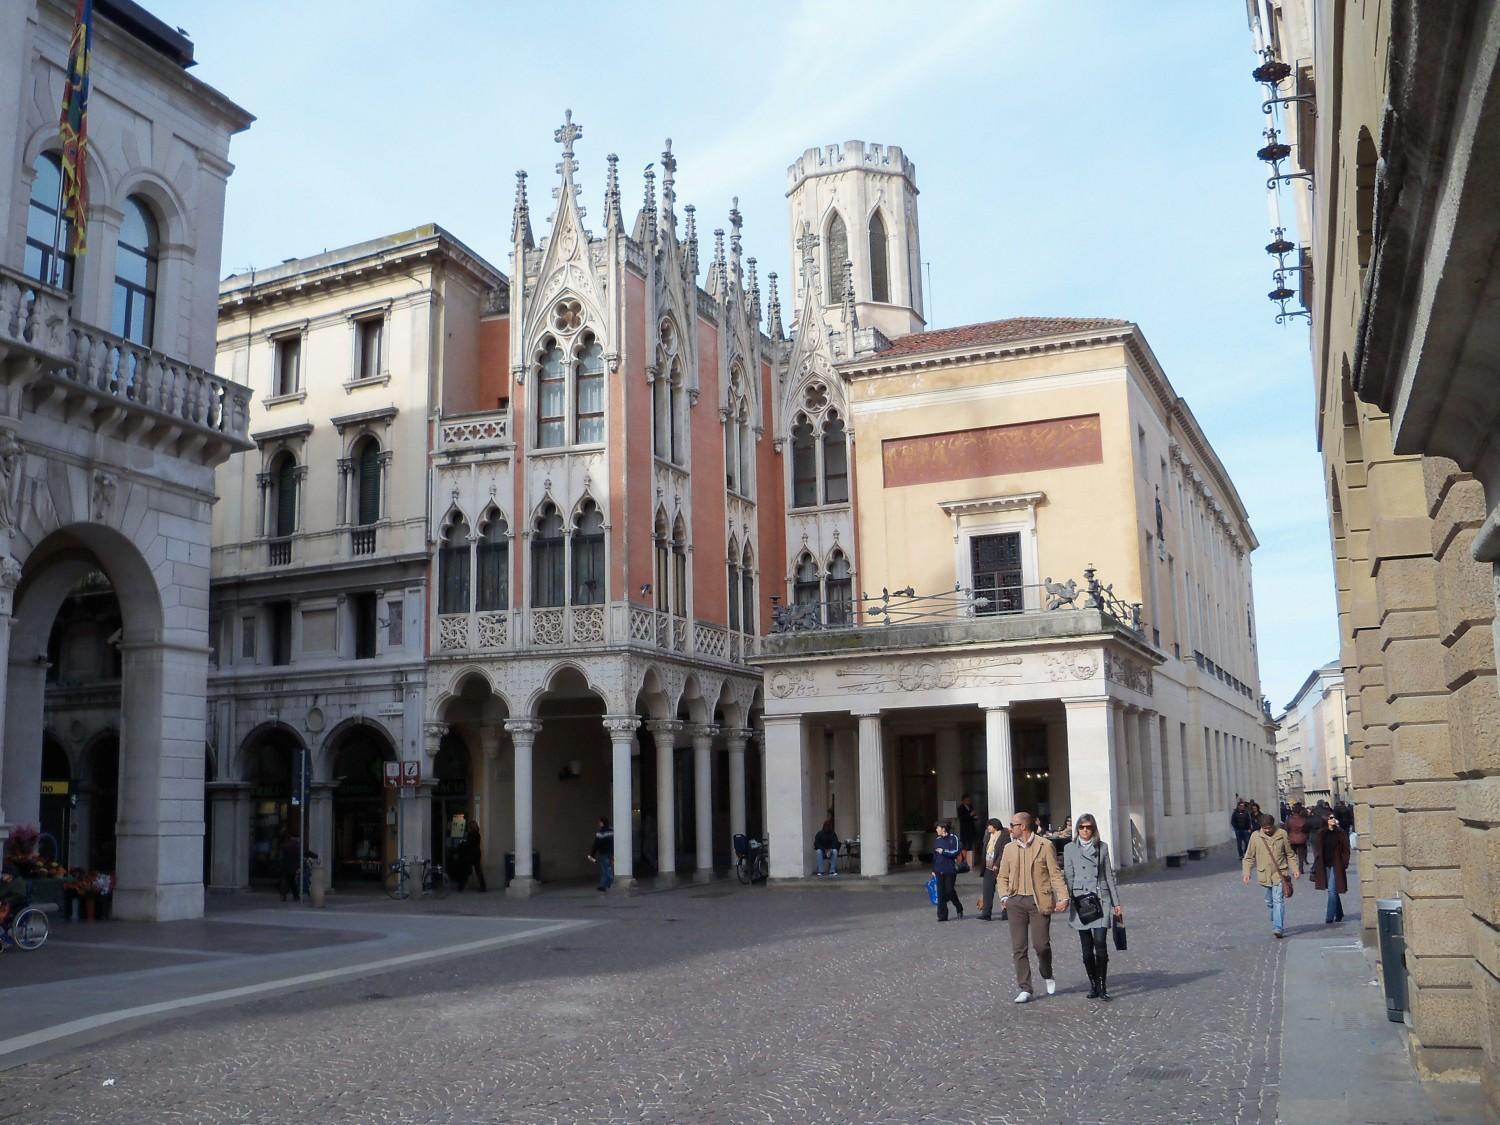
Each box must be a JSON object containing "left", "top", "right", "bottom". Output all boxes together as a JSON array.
[{"left": 58, "top": 0, "right": 95, "bottom": 257}]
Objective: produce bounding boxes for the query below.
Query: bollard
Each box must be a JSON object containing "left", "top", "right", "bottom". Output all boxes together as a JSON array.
[
  {"left": 1375, "top": 897, "right": 1407, "bottom": 1022},
  {"left": 308, "top": 861, "right": 327, "bottom": 908}
]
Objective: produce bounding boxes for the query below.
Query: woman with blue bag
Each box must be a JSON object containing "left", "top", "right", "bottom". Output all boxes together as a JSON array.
[{"left": 931, "top": 820, "right": 965, "bottom": 922}]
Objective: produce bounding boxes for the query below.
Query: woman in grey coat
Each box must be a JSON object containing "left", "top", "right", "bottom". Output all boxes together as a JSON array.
[{"left": 1062, "top": 813, "right": 1123, "bottom": 1001}]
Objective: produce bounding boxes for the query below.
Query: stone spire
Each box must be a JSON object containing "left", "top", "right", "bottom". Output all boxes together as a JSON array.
[
  {"left": 841, "top": 258, "right": 858, "bottom": 327},
  {"left": 641, "top": 164, "right": 657, "bottom": 247},
  {"left": 549, "top": 109, "right": 585, "bottom": 223},
  {"left": 712, "top": 227, "right": 727, "bottom": 299},
  {"left": 603, "top": 153, "right": 622, "bottom": 233},
  {"left": 747, "top": 256, "right": 761, "bottom": 322},
  {"left": 766, "top": 271, "right": 784, "bottom": 339},
  {"left": 795, "top": 227, "right": 820, "bottom": 306},
  {"left": 660, "top": 139, "right": 677, "bottom": 235},
  {"left": 511, "top": 169, "right": 534, "bottom": 250},
  {"left": 684, "top": 204, "right": 699, "bottom": 278}
]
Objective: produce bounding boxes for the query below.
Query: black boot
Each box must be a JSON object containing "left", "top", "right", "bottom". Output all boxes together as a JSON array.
[
  {"left": 1097, "top": 963, "right": 1111, "bottom": 1002},
  {"left": 1086, "top": 972, "right": 1101, "bottom": 999}
]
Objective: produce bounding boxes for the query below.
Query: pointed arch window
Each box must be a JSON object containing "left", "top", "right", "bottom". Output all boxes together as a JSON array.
[
  {"left": 825, "top": 212, "right": 849, "bottom": 304},
  {"left": 827, "top": 549, "right": 852, "bottom": 626},
  {"left": 531, "top": 503, "right": 566, "bottom": 607},
  {"left": 741, "top": 543, "right": 756, "bottom": 634},
  {"left": 354, "top": 437, "right": 381, "bottom": 526},
  {"left": 112, "top": 196, "right": 158, "bottom": 346},
  {"left": 727, "top": 536, "right": 741, "bottom": 631},
  {"left": 868, "top": 211, "right": 890, "bottom": 303},
  {"left": 724, "top": 371, "right": 741, "bottom": 492},
  {"left": 671, "top": 515, "right": 688, "bottom": 617},
  {"left": 439, "top": 514, "right": 471, "bottom": 614},
  {"left": 822, "top": 410, "right": 849, "bottom": 504},
  {"left": 572, "top": 499, "right": 605, "bottom": 605},
  {"left": 738, "top": 397, "right": 754, "bottom": 498},
  {"left": 477, "top": 509, "right": 509, "bottom": 611},
  {"left": 791, "top": 413, "right": 817, "bottom": 508},
  {"left": 574, "top": 332, "right": 605, "bottom": 443},
  {"left": 535, "top": 339, "right": 566, "bottom": 448},
  {"left": 24, "top": 152, "right": 74, "bottom": 290},
  {"left": 794, "top": 553, "right": 821, "bottom": 614},
  {"left": 271, "top": 453, "right": 297, "bottom": 539},
  {"left": 653, "top": 509, "right": 671, "bottom": 613}
]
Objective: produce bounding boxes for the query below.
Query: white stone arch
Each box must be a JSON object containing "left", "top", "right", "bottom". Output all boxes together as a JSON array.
[
  {"left": 21, "top": 124, "right": 115, "bottom": 224},
  {"left": 634, "top": 664, "right": 673, "bottom": 721},
  {"left": 231, "top": 719, "right": 307, "bottom": 783},
  {"left": 319, "top": 715, "right": 400, "bottom": 781},
  {"left": 525, "top": 659, "right": 609, "bottom": 719},
  {"left": 677, "top": 673, "right": 712, "bottom": 725},
  {"left": 431, "top": 666, "right": 512, "bottom": 725},
  {"left": 110, "top": 168, "right": 195, "bottom": 252}
]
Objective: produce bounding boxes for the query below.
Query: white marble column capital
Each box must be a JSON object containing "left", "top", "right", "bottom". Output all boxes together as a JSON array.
[
  {"left": 603, "top": 715, "right": 641, "bottom": 741},
  {"left": 504, "top": 719, "right": 543, "bottom": 746},
  {"left": 688, "top": 723, "right": 718, "bottom": 749}
]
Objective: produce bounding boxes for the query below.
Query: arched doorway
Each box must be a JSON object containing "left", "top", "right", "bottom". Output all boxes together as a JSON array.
[
  {"left": 39, "top": 736, "right": 73, "bottom": 865},
  {"left": 243, "top": 727, "right": 302, "bottom": 884},
  {"left": 431, "top": 731, "right": 471, "bottom": 872},
  {"left": 331, "top": 727, "right": 396, "bottom": 883}
]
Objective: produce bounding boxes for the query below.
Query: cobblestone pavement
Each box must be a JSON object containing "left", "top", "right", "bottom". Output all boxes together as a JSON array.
[{"left": 2, "top": 855, "right": 1294, "bottom": 1124}]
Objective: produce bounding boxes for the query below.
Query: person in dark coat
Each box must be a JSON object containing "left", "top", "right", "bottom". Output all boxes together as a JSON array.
[
  {"left": 1062, "top": 813, "right": 1123, "bottom": 1001},
  {"left": 460, "top": 823, "right": 485, "bottom": 891},
  {"left": 278, "top": 832, "right": 302, "bottom": 902},
  {"left": 976, "top": 818, "right": 1007, "bottom": 920},
  {"left": 1311, "top": 810, "right": 1350, "bottom": 923},
  {"left": 589, "top": 818, "right": 615, "bottom": 891},
  {"left": 955, "top": 794, "right": 978, "bottom": 858},
  {"left": 931, "top": 820, "right": 964, "bottom": 922},
  {"left": 813, "top": 820, "right": 840, "bottom": 877},
  {"left": 1230, "top": 800, "right": 1253, "bottom": 858}
]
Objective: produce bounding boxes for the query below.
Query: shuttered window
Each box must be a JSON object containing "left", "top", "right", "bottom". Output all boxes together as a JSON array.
[{"left": 355, "top": 440, "right": 381, "bottom": 526}]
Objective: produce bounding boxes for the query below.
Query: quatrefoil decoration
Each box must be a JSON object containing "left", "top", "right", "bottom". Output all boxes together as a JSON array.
[
  {"left": 803, "top": 381, "right": 829, "bottom": 412},
  {"left": 553, "top": 299, "right": 583, "bottom": 333}
]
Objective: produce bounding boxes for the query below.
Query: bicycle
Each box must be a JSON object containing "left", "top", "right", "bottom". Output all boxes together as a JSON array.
[
  {"left": 733, "top": 834, "right": 768, "bottom": 885},
  {"left": 0, "top": 893, "right": 51, "bottom": 952},
  {"left": 384, "top": 856, "right": 448, "bottom": 900}
]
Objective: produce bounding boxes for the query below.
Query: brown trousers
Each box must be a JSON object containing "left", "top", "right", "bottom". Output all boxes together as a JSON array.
[{"left": 1006, "top": 895, "right": 1053, "bottom": 992}]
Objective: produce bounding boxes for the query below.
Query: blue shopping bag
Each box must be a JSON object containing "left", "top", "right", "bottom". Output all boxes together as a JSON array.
[{"left": 925, "top": 875, "right": 939, "bottom": 906}]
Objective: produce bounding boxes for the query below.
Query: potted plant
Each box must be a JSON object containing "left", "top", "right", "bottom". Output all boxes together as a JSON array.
[{"left": 902, "top": 811, "right": 928, "bottom": 864}]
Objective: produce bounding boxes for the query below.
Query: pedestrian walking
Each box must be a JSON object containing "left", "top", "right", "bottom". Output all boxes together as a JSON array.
[
  {"left": 461, "top": 822, "right": 486, "bottom": 892},
  {"left": 277, "top": 832, "right": 302, "bottom": 903},
  {"left": 956, "top": 794, "right": 978, "bottom": 858},
  {"left": 589, "top": 817, "right": 615, "bottom": 891},
  {"left": 1312, "top": 810, "right": 1350, "bottom": 923},
  {"left": 1230, "top": 800, "right": 1253, "bottom": 859},
  {"left": 996, "top": 811, "right": 1069, "bottom": 1002},
  {"left": 1286, "top": 804, "right": 1311, "bottom": 870},
  {"left": 814, "top": 820, "right": 841, "bottom": 877},
  {"left": 976, "top": 817, "right": 1007, "bottom": 920},
  {"left": 1242, "top": 813, "right": 1300, "bottom": 938},
  {"left": 932, "top": 820, "right": 964, "bottom": 921},
  {"left": 1062, "top": 813, "right": 1123, "bottom": 1001}
]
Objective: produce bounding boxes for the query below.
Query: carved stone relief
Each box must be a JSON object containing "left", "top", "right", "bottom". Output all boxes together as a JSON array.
[
  {"left": 1104, "top": 651, "right": 1153, "bottom": 695},
  {"left": 833, "top": 656, "right": 1023, "bottom": 694},
  {"left": 1044, "top": 651, "right": 1099, "bottom": 681}
]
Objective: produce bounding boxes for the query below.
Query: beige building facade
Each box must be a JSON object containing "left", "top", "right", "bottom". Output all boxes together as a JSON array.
[
  {"left": 1273, "top": 660, "right": 1347, "bottom": 804},
  {"left": 1247, "top": 0, "right": 1500, "bottom": 1105}
]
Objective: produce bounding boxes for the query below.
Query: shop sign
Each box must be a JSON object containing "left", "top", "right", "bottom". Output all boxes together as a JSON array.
[
  {"left": 41, "top": 779, "right": 70, "bottom": 796},
  {"left": 434, "top": 778, "right": 468, "bottom": 798}
]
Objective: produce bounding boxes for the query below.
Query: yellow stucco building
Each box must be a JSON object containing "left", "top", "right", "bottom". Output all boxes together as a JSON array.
[{"left": 756, "top": 317, "right": 1273, "bottom": 878}]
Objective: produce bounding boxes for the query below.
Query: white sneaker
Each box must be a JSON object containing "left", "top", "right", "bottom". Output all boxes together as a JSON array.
[
  {"left": 1013, "top": 990, "right": 1031, "bottom": 1004},
  {"left": 1044, "top": 978, "right": 1057, "bottom": 996}
]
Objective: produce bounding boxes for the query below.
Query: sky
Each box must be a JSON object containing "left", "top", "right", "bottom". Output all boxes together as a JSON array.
[{"left": 145, "top": 0, "right": 1338, "bottom": 708}]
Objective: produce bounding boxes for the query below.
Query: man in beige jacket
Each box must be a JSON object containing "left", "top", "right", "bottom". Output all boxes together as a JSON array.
[
  {"left": 996, "top": 811, "right": 1069, "bottom": 1003},
  {"left": 1242, "top": 813, "right": 1300, "bottom": 938}
]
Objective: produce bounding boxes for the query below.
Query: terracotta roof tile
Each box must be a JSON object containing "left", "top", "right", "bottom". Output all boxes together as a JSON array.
[{"left": 875, "top": 316, "right": 1131, "bottom": 358}]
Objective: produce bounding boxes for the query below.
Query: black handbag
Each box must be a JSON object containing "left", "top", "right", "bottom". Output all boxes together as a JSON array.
[
  {"left": 1112, "top": 918, "right": 1127, "bottom": 951},
  {"left": 1070, "top": 842, "right": 1107, "bottom": 924},
  {"left": 955, "top": 860, "right": 971, "bottom": 874}
]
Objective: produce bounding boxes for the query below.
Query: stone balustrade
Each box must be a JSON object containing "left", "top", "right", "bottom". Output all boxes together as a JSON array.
[
  {"left": 0, "top": 265, "right": 252, "bottom": 463},
  {"left": 434, "top": 601, "right": 755, "bottom": 665},
  {"left": 439, "top": 410, "right": 510, "bottom": 450}
]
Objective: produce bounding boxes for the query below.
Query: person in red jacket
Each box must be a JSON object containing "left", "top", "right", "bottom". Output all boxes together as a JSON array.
[{"left": 1285, "top": 804, "right": 1311, "bottom": 870}]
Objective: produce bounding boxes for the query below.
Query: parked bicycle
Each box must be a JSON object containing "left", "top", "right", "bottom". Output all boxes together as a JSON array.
[
  {"left": 733, "top": 834, "right": 768, "bottom": 885},
  {"left": 0, "top": 889, "right": 50, "bottom": 952},
  {"left": 384, "top": 856, "right": 447, "bottom": 900}
]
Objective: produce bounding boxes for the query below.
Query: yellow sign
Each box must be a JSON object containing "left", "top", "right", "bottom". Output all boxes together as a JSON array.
[{"left": 41, "top": 780, "right": 69, "bottom": 796}]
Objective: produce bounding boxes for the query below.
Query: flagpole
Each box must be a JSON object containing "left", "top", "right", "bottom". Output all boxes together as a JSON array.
[{"left": 49, "top": 167, "right": 65, "bottom": 290}]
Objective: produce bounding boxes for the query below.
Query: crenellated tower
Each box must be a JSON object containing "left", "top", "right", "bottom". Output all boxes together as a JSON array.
[{"left": 785, "top": 140, "right": 924, "bottom": 341}]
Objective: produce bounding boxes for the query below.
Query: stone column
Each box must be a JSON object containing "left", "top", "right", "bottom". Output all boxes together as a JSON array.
[
  {"left": 504, "top": 719, "right": 540, "bottom": 897},
  {"left": 857, "top": 711, "right": 889, "bottom": 878},
  {"left": 603, "top": 716, "right": 638, "bottom": 889},
  {"left": 724, "top": 726, "right": 750, "bottom": 840},
  {"left": 0, "top": 558, "right": 17, "bottom": 833},
  {"left": 207, "top": 781, "right": 249, "bottom": 889},
  {"left": 1110, "top": 702, "right": 1132, "bottom": 861},
  {"left": 934, "top": 725, "right": 961, "bottom": 817},
  {"left": 1123, "top": 705, "right": 1146, "bottom": 864},
  {"left": 1065, "top": 697, "right": 1121, "bottom": 860},
  {"left": 478, "top": 724, "right": 504, "bottom": 887},
  {"left": 984, "top": 705, "right": 1015, "bottom": 824},
  {"left": 690, "top": 724, "right": 716, "bottom": 882},
  {"left": 763, "top": 715, "right": 811, "bottom": 878},
  {"left": 646, "top": 719, "right": 682, "bottom": 884},
  {"left": 1, "top": 656, "right": 44, "bottom": 827},
  {"left": 1140, "top": 710, "right": 1163, "bottom": 861},
  {"left": 309, "top": 780, "right": 335, "bottom": 890}
]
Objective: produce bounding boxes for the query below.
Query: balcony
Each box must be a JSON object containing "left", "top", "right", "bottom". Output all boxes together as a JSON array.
[
  {"left": 438, "top": 409, "right": 510, "bottom": 452},
  {"left": 0, "top": 265, "right": 252, "bottom": 465},
  {"left": 432, "top": 602, "right": 755, "bottom": 666},
  {"left": 351, "top": 526, "right": 377, "bottom": 556},
  {"left": 267, "top": 537, "right": 292, "bottom": 566}
]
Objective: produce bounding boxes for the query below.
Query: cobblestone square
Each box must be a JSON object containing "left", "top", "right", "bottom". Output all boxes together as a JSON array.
[{"left": 3, "top": 855, "right": 1302, "bottom": 1124}]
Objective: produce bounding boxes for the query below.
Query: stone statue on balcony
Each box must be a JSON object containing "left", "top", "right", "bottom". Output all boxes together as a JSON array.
[
  {"left": 1043, "top": 577, "right": 1079, "bottom": 610},
  {"left": 0, "top": 429, "right": 22, "bottom": 534}
]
